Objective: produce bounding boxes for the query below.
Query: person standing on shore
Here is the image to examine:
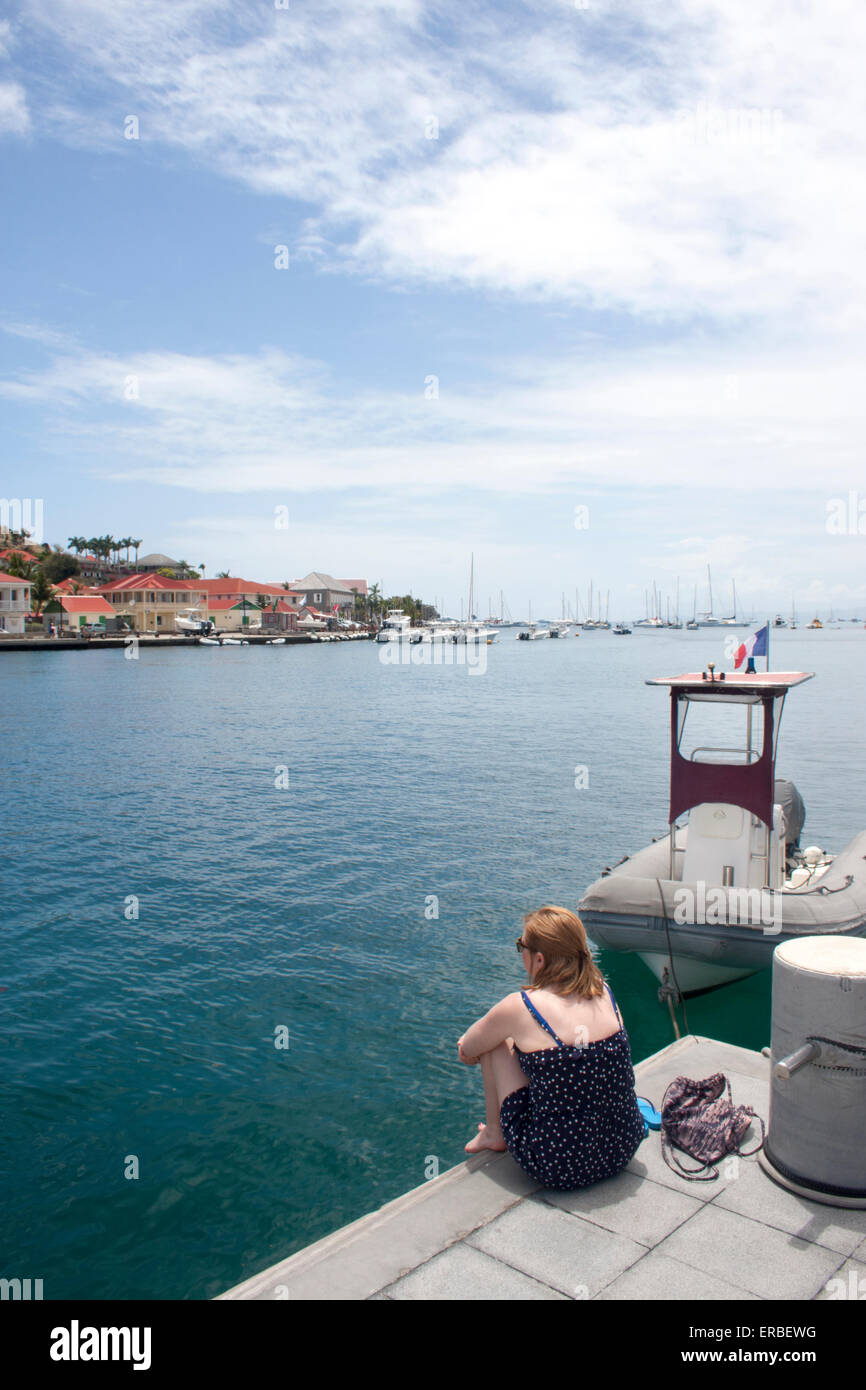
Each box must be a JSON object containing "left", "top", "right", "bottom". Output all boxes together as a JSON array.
[{"left": 457, "top": 906, "right": 645, "bottom": 1191}]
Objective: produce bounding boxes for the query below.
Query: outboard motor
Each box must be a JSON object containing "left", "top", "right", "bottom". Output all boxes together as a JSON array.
[{"left": 774, "top": 778, "right": 805, "bottom": 854}]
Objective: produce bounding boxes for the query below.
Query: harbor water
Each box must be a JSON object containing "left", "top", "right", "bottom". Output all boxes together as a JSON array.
[{"left": 3, "top": 627, "right": 864, "bottom": 1298}]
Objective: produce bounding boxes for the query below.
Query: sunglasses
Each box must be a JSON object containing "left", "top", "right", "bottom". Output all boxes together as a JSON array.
[{"left": 515, "top": 938, "right": 532, "bottom": 953}]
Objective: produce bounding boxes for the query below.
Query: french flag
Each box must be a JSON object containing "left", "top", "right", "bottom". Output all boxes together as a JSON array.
[{"left": 734, "top": 623, "right": 769, "bottom": 670}]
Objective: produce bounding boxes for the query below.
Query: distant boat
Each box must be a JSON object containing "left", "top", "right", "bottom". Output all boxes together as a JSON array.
[
  {"left": 376, "top": 608, "right": 416, "bottom": 643},
  {"left": 613, "top": 624, "right": 632, "bottom": 635},
  {"left": 807, "top": 617, "right": 823, "bottom": 630}
]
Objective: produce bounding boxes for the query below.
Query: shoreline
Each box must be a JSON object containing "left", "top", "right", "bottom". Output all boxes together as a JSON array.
[{"left": 0, "top": 633, "right": 372, "bottom": 652}]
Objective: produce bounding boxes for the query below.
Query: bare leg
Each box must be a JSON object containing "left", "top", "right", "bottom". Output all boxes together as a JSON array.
[{"left": 465, "top": 1040, "right": 528, "bottom": 1153}]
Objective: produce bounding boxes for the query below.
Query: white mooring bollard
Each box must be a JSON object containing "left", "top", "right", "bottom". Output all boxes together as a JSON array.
[{"left": 760, "top": 935, "right": 866, "bottom": 1207}]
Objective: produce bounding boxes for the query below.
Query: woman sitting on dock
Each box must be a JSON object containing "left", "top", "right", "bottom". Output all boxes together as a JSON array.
[{"left": 457, "top": 906, "right": 645, "bottom": 1191}]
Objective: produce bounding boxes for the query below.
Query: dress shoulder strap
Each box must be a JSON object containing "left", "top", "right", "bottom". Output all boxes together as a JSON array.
[
  {"left": 605, "top": 983, "right": 624, "bottom": 1028},
  {"left": 520, "top": 990, "right": 564, "bottom": 1047}
]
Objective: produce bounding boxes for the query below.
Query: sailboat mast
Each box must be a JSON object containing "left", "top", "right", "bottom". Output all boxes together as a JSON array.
[
  {"left": 707, "top": 564, "right": 714, "bottom": 618},
  {"left": 468, "top": 553, "right": 474, "bottom": 622}
]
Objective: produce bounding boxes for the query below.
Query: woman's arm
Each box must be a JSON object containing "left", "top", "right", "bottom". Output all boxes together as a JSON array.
[{"left": 458, "top": 995, "right": 519, "bottom": 1064}]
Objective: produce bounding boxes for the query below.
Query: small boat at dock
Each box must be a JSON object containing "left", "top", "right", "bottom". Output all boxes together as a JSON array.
[{"left": 578, "top": 666, "right": 866, "bottom": 996}]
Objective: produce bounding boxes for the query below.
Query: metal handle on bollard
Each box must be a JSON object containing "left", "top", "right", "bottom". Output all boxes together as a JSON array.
[{"left": 774, "top": 1041, "right": 821, "bottom": 1080}]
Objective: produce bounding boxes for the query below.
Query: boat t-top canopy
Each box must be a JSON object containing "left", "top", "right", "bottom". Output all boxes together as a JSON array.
[
  {"left": 646, "top": 671, "right": 814, "bottom": 694},
  {"left": 647, "top": 670, "right": 815, "bottom": 827}
]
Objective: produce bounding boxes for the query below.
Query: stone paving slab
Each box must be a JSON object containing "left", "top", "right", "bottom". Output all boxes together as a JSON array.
[
  {"left": 595, "top": 1250, "right": 760, "bottom": 1301},
  {"left": 814, "top": 1256, "right": 866, "bottom": 1301},
  {"left": 656, "top": 1202, "right": 843, "bottom": 1300},
  {"left": 542, "top": 1169, "right": 703, "bottom": 1247},
  {"left": 713, "top": 1146, "right": 866, "bottom": 1257},
  {"left": 382, "top": 1241, "right": 569, "bottom": 1300},
  {"left": 466, "top": 1195, "right": 647, "bottom": 1298}
]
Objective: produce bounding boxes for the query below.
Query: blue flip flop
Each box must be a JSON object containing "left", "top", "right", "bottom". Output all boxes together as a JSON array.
[{"left": 637, "top": 1096, "right": 662, "bottom": 1131}]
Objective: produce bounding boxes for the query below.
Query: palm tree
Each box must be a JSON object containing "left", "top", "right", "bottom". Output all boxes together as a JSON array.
[
  {"left": 4, "top": 552, "right": 35, "bottom": 578},
  {"left": 367, "top": 582, "right": 381, "bottom": 627},
  {"left": 199, "top": 563, "right": 206, "bottom": 578},
  {"left": 130, "top": 538, "right": 143, "bottom": 567},
  {"left": 216, "top": 570, "right": 231, "bottom": 579},
  {"left": 30, "top": 571, "right": 55, "bottom": 619}
]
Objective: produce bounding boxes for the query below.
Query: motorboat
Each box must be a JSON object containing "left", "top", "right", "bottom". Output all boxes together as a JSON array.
[
  {"left": 453, "top": 622, "right": 496, "bottom": 644},
  {"left": 176, "top": 608, "right": 214, "bottom": 635},
  {"left": 613, "top": 624, "right": 632, "bottom": 635},
  {"left": 548, "top": 623, "right": 571, "bottom": 638},
  {"left": 375, "top": 609, "right": 419, "bottom": 643},
  {"left": 518, "top": 623, "right": 549, "bottom": 640},
  {"left": 807, "top": 617, "right": 823, "bottom": 630},
  {"left": 578, "top": 666, "right": 866, "bottom": 996}
]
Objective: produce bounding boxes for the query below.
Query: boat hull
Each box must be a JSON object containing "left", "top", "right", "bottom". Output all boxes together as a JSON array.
[{"left": 578, "top": 829, "right": 866, "bottom": 995}]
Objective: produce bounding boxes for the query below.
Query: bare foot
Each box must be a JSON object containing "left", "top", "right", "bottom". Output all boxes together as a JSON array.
[{"left": 465, "top": 1122, "right": 507, "bottom": 1154}]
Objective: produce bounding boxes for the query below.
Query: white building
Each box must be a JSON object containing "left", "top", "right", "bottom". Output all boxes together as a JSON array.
[{"left": 0, "top": 574, "right": 32, "bottom": 635}]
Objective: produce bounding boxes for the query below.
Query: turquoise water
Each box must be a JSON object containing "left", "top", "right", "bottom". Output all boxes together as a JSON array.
[{"left": 3, "top": 629, "right": 864, "bottom": 1298}]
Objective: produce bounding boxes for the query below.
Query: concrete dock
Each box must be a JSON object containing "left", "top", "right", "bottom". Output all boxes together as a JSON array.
[{"left": 218, "top": 1035, "right": 866, "bottom": 1301}]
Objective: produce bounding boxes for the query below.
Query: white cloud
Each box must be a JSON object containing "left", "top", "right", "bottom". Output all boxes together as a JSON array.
[
  {"left": 15, "top": 0, "right": 866, "bottom": 323},
  {"left": 3, "top": 334, "right": 865, "bottom": 501},
  {"left": 0, "top": 80, "right": 29, "bottom": 134}
]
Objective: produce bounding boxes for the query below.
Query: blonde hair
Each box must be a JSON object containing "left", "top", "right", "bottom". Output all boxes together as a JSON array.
[{"left": 522, "top": 905, "right": 604, "bottom": 998}]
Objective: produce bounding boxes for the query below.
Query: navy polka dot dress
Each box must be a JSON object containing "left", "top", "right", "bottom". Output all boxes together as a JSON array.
[{"left": 498, "top": 985, "right": 646, "bottom": 1191}]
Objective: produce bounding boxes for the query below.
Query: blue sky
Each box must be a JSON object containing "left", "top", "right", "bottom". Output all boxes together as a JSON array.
[{"left": 1, "top": 0, "right": 865, "bottom": 618}]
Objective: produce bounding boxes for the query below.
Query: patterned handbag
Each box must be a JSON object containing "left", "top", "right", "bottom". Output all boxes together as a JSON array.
[{"left": 660, "top": 1073, "right": 765, "bottom": 1181}]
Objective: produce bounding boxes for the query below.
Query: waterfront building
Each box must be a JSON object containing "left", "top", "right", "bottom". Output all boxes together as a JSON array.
[
  {"left": 98, "top": 574, "right": 208, "bottom": 633},
  {"left": 49, "top": 595, "right": 118, "bottom": 632},
  {"left": 197, "top": 578, "right": 302, "bottom": 607},
  {"left": 0, "top": 574, "right": 32, "bottom": 635},
  {"left": 293, "top": 572, "right": 357, "bottom": 615}
]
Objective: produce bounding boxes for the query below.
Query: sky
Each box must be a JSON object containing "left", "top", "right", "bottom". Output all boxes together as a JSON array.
[{"left": 1, "top": 0, "right": 865, "bottom": 620}]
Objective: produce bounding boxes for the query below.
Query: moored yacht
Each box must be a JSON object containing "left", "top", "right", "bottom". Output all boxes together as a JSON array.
[
  {"left": 375, "top": 608, "right": 419, "bottom": 642},
  {"left": 176, "top": 608, "right": 214, "bottom": 635}
]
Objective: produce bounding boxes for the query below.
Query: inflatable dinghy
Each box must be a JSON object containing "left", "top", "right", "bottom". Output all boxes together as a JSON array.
[{"left": 579, "top": 668, "right": 866, "bottom": 996}]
